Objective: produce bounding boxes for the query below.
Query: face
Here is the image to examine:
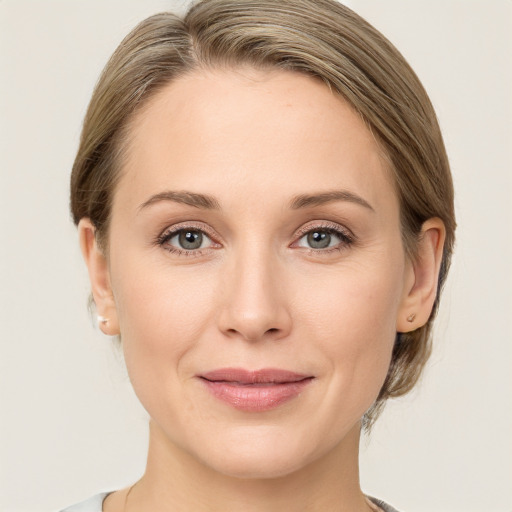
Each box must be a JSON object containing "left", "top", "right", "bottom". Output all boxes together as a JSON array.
[{"left": 93, "top": 68, "right": 416, "bottom": 478}]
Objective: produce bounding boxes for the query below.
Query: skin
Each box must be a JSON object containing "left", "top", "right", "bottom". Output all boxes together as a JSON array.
[{"left": 80, "top": 68, "right": 445, "bottom": 512}]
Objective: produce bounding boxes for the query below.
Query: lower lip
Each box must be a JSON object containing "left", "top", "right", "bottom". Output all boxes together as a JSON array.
[{"left": 201, "top": 378, "right": 313, "bottom": 412}]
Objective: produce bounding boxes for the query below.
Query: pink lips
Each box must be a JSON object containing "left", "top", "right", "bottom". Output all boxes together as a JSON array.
[{"left": 199, "top": 368, "right": 313, "bottom": 412}]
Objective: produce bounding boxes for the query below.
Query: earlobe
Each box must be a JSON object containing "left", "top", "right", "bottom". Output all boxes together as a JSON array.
[
  {"left": 78, "top": 218, "right": 120, "bottom": 336},
  {"left": 396, "top": 218, "right": 446, "bottom": 333}
]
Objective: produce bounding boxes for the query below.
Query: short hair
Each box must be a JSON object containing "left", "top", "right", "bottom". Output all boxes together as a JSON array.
[{"left": 70, "top": 0, "right": 455, "bottom": 427}]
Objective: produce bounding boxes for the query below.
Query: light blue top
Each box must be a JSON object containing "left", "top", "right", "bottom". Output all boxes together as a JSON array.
[
  {"left": 59, "top": 492, "right": 110, "bottom": 511},
  {"left": 59, "top": 492, "right": 399, "bottom": 511}
]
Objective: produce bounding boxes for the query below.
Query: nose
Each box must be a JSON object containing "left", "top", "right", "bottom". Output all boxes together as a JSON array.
[{"left": 217, "top": 248, "right": 292, "bottom": 343}]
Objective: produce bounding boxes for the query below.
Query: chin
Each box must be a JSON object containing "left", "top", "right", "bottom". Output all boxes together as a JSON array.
[
  {"left": 190, "top": 424, "right": 327, "bottom": 480},
  {"left": 206, "top": 449, "right": 310, "bottom": 480}
]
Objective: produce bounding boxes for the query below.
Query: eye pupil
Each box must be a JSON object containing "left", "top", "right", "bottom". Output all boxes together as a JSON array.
[
  {"left": 307, "top": 231, "right": 331, "bottom": 249},
  {"left": 179, "top": 230, "right": 203, "bottom": 250}
]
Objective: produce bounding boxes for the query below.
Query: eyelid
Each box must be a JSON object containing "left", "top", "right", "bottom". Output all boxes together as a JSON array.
[
  {"left": 155, "top": 221, "right": 222, "bottom": 253},
  {"left": 158, "top": 221, "right": 219, "bottom": 241},
  {"left": 154, "top": 219, "right": 354, "bottom": 255},
  {"left": 289, "top": 220, "right": 356, "bottom": 256},
  {"left": 292, "top": 220, "right": 355, "bottom": 242}
]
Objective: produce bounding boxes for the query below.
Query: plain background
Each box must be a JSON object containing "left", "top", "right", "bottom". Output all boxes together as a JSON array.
[{"left": 1, "top": 1, "right": 511, "bottom": 511}]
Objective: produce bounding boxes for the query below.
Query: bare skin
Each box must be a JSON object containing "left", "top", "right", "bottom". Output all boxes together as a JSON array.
[{"left": 80, "top": 68, "right": 445, "bottom": 512}]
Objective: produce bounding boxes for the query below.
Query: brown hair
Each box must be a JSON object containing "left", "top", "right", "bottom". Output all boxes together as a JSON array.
[{"left": 70, "top": 0, "right": 455, "bottom": 426}]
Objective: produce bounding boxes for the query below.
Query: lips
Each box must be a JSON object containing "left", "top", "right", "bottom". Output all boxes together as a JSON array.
[{"left": 198, "top": 368, "right": 314, "bottom": 412}]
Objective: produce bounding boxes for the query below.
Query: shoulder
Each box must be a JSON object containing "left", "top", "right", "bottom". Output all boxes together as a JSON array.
[
  {"left": 368, "top": 495, "right": 401, "bottom": 512},
  {"left": 58, "top": 492, "right": 111, "bottom": 512}
]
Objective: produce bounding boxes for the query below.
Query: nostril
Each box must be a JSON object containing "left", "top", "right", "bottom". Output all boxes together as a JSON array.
[{"left": 225, "top": 326, "right": 281, "bottom": 341}]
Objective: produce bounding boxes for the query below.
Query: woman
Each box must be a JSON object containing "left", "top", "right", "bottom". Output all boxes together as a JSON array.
[{"left": 62, "top": 0, "right": 455, "bottom": 510}]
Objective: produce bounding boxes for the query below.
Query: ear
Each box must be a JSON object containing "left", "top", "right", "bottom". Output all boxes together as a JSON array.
[
  {"left": 78, "top": 218, "right": 120, "bottom": 336},
  {"left": 396, "top": 218, "right": 446, "bottom": 333}
]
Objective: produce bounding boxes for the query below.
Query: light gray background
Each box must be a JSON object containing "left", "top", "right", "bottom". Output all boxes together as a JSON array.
[{"left": 1, "top": 1, "right": 511, "bottom": 511}]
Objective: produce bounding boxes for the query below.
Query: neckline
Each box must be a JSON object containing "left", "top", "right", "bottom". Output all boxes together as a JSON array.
[{"left": 100, "top": 491, "right": 387, "bottom": 512}]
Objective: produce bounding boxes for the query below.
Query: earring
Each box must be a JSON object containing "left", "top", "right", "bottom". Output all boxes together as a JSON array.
[
  {"left": 406, "top": 313, "right": 416, "bottom": 323},
  {"left": 97, "top": 315, "right": 109, "bottom": 325}
]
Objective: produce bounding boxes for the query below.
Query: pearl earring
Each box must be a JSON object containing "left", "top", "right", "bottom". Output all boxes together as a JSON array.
[
  {"left": 406, "top": 313, "right": 416, "bottom": 323},
  {"left": 97, "top": 315, "right": 109, "bottom": 325}
]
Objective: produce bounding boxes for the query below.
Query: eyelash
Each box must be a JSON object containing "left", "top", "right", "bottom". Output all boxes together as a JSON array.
[
  {"left": 155, "top": 221, "right": 355, "bottom": 256},
  {"left": 155, "top": 222, "right": 220, "bottom": 257},
  {"left": 293, "top": 221, "right": 355, "bottom": 254}
]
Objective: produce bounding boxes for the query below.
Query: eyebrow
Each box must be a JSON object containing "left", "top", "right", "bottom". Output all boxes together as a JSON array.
[
  {"left": 138, "top": 191, "right": 221, "bottom": 211},
  {"left": 138, "top": 189, "right": 374, "bottom": 213},
  {"left": 289, "top": 190, "right": 374, "bottom": 212}
]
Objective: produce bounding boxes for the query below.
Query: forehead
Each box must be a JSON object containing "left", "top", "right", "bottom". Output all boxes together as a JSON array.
[{"left": 115, "top": 67, "right": 396, "bottom": 214}]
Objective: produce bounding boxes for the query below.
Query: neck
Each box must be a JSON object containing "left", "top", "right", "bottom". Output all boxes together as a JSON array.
[{"left": 124, "top": 420, "right": 370, "bottom": 512}]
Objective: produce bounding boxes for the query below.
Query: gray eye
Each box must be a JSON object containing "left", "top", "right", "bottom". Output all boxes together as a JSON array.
[
  {"left": 159, "top": 227, "right": 215, "bottom": 253},
  {"left": 178, "top": 230, "right": 204, "bottom": 250},
  {"left": 307, "top": 231, "right": 332, "bottom": 249}
]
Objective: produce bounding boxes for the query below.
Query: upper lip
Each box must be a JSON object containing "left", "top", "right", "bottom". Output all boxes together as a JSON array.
[{"left": 199, "top": 368, "right": 312, "bottom": 384}]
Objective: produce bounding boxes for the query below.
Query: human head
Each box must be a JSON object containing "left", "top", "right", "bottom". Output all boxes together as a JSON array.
[{"left": 70, "top": 0, "right": 455, "bottom": 426}]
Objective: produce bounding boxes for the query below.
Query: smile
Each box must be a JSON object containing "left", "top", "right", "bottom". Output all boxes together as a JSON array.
[{"left": 198, "top": 368, "right": 314, "bottom": 412}]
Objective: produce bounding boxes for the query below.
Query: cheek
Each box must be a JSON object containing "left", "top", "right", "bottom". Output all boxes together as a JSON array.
[
  {"left": 110, "top": 261, "right": 226, "bottom": 436},
  {"left": 111, "top": 256, "right": 220, "bottom": 383},
  {"left": 294, "top": 261, "right": 402, "bottom": 398}
]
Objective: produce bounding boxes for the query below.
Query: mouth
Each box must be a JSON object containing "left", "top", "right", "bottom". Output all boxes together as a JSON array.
[{"left": 198, "top": 368, "right": 314, "bottom": 412}]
